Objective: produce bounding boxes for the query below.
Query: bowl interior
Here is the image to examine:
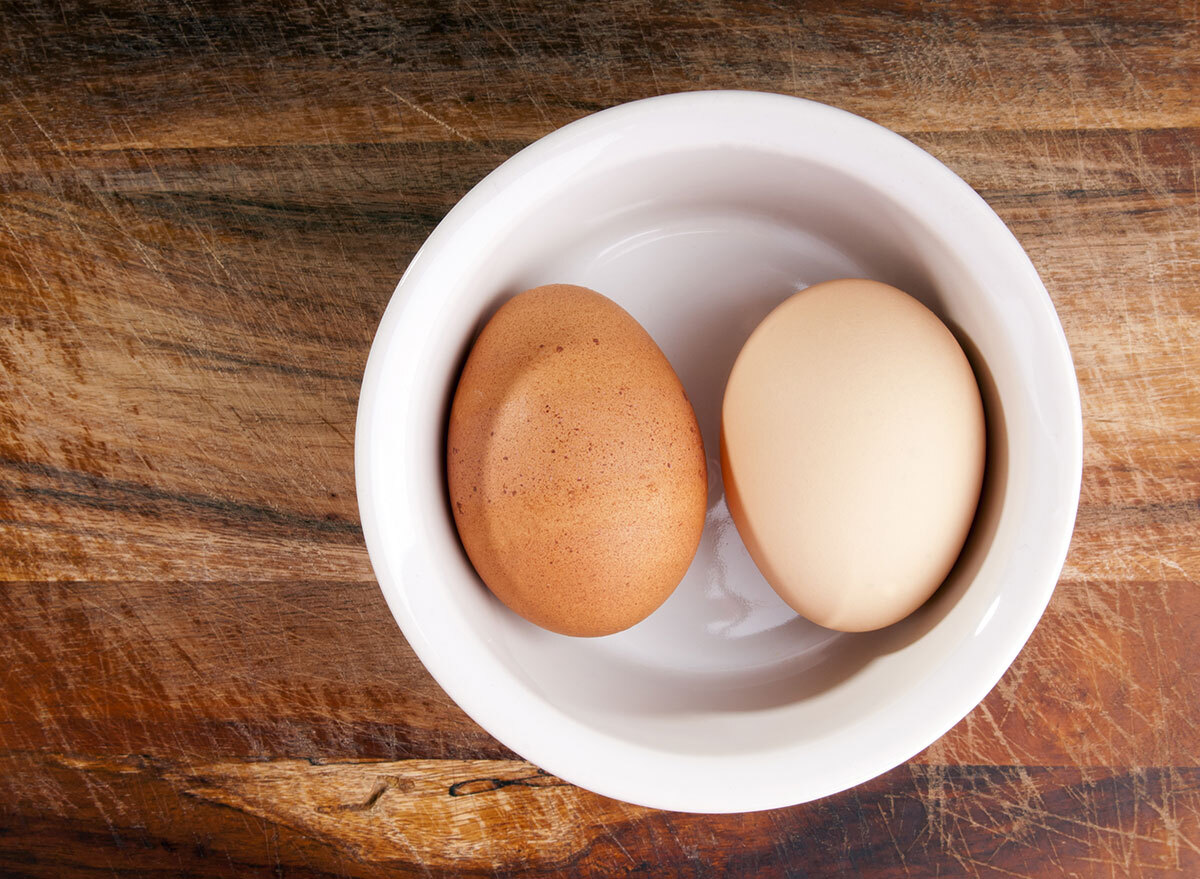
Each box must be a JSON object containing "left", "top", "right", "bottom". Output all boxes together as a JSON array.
[
  {"left": 423, "top": 147, "right": 1011, "bottom": 752},
  {"left": 359, "top": 93, "right": 1080, "bottom": 810}
]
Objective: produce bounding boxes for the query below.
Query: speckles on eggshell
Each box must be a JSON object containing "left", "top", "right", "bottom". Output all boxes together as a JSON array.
[{"left": 445, "top": 283, "right": 707, "bottom": 637}]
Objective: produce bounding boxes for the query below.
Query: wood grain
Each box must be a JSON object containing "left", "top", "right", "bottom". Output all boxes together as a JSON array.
[
  {"left": 1, "top": 0, "right": 1198, "bottom": 875},
  {"left": 3, "top": 753, "right": 1198, "bottom": 877}
]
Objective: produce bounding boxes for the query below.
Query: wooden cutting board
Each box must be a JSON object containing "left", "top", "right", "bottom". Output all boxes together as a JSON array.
[{"left": 1, "top": 1, "right": 1197, "bottom": 875}]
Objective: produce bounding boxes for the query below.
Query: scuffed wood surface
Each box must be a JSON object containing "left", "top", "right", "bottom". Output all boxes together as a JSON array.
[
  {"left": 4, "top": 752, "right": 1198, "bottom": 877},
  {"left": 1, "top": 0, "right": 1197, "bottom": 875}
]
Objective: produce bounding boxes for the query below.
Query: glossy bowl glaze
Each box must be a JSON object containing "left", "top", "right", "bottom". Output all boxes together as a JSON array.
[{"left": 355, "top": 91, "right": 1083, "bottom": 813}]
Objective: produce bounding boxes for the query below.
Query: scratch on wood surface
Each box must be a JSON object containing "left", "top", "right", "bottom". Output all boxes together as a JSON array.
[
  {"left": 317, "top": 774, "right": 413, "bottom": 813},
  {"left": 168, "top": 757, "right": 619, "bottom": 868},
  {"left": 383, "top": 87, "right": 480, "bottom": 147}
]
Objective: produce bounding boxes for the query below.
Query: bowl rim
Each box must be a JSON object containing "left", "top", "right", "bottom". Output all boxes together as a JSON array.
[{"left": 355, "top": 90, "right": 1084, "bottom": 813}]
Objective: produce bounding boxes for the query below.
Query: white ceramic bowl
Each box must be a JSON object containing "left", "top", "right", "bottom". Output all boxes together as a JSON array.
[{"left": 356, "top": 91, "right": 1082, "bottom": 813}]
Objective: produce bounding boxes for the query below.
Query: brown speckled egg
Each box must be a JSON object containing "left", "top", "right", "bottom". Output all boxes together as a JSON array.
[{"left": 447, "top": 284, "right": 707, "bottom": 637}]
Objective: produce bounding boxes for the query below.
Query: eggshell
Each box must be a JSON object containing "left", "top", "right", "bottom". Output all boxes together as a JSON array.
[
  {"left": 721, "top": 278, "right": 986, "bottom": 632},
  {"left": 447, "top": 284, "right": 707, "bottom": 637}
]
